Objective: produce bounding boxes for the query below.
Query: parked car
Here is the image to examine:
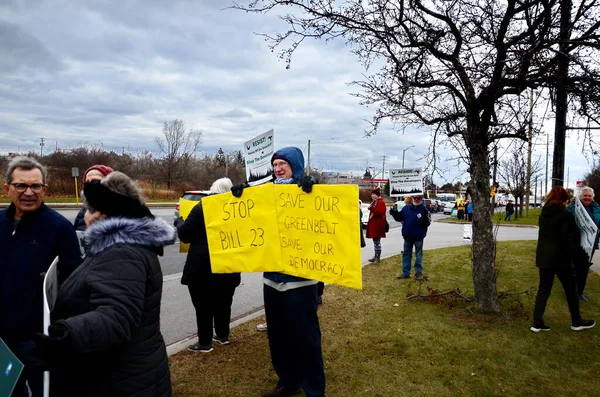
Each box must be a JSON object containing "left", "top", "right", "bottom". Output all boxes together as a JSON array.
[
  {"left": 443, "top": 201, "right": 456, "bottom": 215},
  {"left": 174, "top": 190, "right": 212, "bottom": 222},
  {"left": 423, "top": 199, "right": 437, "bottom": 213}
]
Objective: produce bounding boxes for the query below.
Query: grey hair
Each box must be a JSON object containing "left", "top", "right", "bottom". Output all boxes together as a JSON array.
[
  {"left": 101, "top": 171, "right": 146, "bottom": 204},
  {"left": 581, "top": 186, "right": 595, "bottom": 197},
  {"left": 210, "top": 177, "right": 233, "bottom": 194},
  {"left": 6, "top": 156, "right": 47, "bottom": 184}
]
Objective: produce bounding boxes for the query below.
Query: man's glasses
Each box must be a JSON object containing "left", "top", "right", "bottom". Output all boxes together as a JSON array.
[
  {"left": 273, "top": 161, "right": 290, "bottom": 169},
  {"left": 10, "top": 183, "right": 46, "bottom": 193}
]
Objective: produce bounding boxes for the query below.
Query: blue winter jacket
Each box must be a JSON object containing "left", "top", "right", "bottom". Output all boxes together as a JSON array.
[
  {"left": 568, "top": 200, "right": 600, "bottom": 250},
  {"left": 392, "top": 203, "right": 430, "bottom": 240},
  {"left": 264, "top": 146, "right": 312, "bottom": 284},
  {"left": 0, "top": 203, "right": 82, "bottom": 341}
]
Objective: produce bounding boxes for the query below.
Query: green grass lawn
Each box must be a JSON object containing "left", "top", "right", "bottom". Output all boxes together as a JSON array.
[
  {"left": 494, "top": 207, "right": 541, "bottom": 226},
  {"left": 0, "top": 196, "right": 79, "bottom": 203},
  {"left": 440, "top": 207, "right": 541, "bottom": 227},
  {"left": 169, "top": 241, "right": 600, "bottom": 396}
]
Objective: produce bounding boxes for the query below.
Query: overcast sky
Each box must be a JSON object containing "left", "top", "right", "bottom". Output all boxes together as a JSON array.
[{"left": 0, "top": 0, "right": 595, "bottom": 189}]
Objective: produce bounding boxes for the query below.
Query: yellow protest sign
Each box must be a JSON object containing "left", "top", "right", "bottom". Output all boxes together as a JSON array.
[
  {"left": 178, "top": 198, "right": 200, "bottom": 253},
  {"left": 202, "top": 184, "right": 362, "bottom": 289},
  {"left": 276, "top": 184, "right": 361, "bottom": 289},
  {"left": 202, "top": 184, "right": 282, "bottom": 273}
]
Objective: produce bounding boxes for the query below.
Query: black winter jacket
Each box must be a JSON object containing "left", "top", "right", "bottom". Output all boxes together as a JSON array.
[
  {"left": 49, "top": 216, "right": 176, "bottom": 397},
  {"left": 176, "top": 201, "right": 241, "bottom": 287},
  {"left": 536, "top": 204, "right": 585, "bottom": 269}
]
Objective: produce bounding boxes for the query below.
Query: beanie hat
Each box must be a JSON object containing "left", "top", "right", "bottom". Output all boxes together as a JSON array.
[
  {"left": 83, "top": 171, "right": 152, "bottom": 219},
  {"left": 83, "top": 165, "right": 114, "bottom": 181},
  {"left": 372, "top": 187, "right": 381, "bottom": 196}
]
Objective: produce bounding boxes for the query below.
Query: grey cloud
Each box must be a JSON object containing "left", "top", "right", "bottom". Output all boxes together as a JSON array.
[{"left": 0, "top": 20, "right": 64, "bottom": 74}]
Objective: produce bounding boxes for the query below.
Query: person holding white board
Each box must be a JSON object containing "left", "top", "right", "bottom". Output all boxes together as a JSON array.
[{"left": 567, "top": 186, "right": 600, "bottom": 301}]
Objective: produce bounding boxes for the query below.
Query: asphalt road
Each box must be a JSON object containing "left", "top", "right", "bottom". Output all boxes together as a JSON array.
[{"left": 56, "top": 208, "right": 539, "bottom": 347}]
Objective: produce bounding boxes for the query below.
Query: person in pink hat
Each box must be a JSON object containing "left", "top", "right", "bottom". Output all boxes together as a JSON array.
[{"left": 73, "top": 165, "right": 114, "bottom": 230}]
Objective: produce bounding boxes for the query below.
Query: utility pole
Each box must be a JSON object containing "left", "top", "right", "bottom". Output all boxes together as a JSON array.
[
  {"left": 39, "top": 137, "right": 45, "bottom": 157},
  {"left": 307, "top": 139, "right": 311, "bottom": 176},
  {"left": 535, "top": 177, "right": 538, "bottom": 207},
  {"left": 526, "top": 88, "right": 534, "bottom": 216},
  {"left": 382, "top": 155, "right": 386, "bottom": 184},
  {"left": 551, "top": 0, "right": 571, "bottom": 188}
]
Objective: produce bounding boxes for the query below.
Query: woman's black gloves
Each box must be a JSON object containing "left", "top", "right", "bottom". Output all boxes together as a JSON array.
[
  {"left": 297, "top": 176, "right": 317, "bottom": 193},
  {"left": 231, "top": 182, "right": 250, "bottom": 198},
  {"left": 34, "top": 323, "right": 72, "bottom": 366}
]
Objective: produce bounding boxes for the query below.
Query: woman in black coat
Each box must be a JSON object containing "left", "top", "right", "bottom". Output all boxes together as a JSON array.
[
  {"left": 531, "top": 186, "right": 595, "bottom": 333},
  {"left": 175, "top": 177, "right": 241, "bottom": 353},
  {"left": 36, "top": 172, "right": 175, "bottom": 397}
]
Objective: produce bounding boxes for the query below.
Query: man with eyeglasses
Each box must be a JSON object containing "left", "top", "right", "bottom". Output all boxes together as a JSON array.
[{"left": 1, "top": 156, "right": 81, "bottom": 397}]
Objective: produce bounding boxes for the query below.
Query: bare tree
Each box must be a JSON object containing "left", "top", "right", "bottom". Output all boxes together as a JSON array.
[
  {"left": 498, "top": 143, "right": 543, "bottom": 218},
  {"left": 233, "top": 0, "right": 600, "bottom": 312},
  {"left": 155, "top": 119, "right": 202, "bottom": 189}
]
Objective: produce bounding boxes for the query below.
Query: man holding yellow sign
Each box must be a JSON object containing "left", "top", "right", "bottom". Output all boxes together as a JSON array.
[{"left": 224, "top": 147, "right": 328, "bottom": 397}]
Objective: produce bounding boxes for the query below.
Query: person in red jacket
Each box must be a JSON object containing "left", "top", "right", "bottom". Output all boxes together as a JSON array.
[{"left": 366, "top": 187, "right": 387, "bottom": 264}]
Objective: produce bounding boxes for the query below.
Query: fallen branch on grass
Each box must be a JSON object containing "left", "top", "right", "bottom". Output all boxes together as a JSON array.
[{"left": 407, "top": 289, "right": 474, "bottom": 302}]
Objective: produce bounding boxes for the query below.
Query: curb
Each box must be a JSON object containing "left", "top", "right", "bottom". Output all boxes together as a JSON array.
[
  {"left": 436, "top": 219, "right": 538, "bottom": 228},
  {"left": 165, "top": 259, "right": 377, "bottom": 356},
  {"left": 166, "top": 309, "right": 266, "bottom": 356}
]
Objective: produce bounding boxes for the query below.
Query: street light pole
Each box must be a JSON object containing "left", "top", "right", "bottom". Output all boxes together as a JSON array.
[{"left": 402, "top": 145, "right": 415, "bottom": 168}]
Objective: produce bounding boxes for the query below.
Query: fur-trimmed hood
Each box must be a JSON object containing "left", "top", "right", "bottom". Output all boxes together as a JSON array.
[{"left": 84, "top": 217, "right": 177, "bottom": 256}]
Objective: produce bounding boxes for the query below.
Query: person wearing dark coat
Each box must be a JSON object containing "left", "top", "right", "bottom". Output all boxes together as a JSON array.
[
  {"left": 35, "top": 171, "right": 175, "bottom": 397},
  {"left": 175, "top": 177, "right": 241, "bottom": 353},
  {"left": 231, "top": 146, "right": 324, "bottom": 397},
  {"left": 1, "top": 156, "right": 82, "bottom": 397},
  {"left": 73, "top": 164, "right": 114, "bottom": 231},
  {"left": 567, "top": 186, "right": 600, "bottom": 301},
  {"left": 390, "top": 195, "right": 430, "bottom": 279},
  {"left": 366, "top": 187, "right": 387, "bottom": 264},
  {"left": 531, "top": 186, "right": 595, "bottom": 333}
]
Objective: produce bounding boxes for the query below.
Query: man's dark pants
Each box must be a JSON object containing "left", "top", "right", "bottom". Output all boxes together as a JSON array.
[
  {"left": 9, "top": 339, "right": 44, "bottom": 397},
  {"left": 264, "top": 283, "right": 325, "bottom": 397}
]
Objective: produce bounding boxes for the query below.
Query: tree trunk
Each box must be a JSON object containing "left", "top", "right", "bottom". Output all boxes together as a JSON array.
[{"left": 470, "top": 137, "right": 501, "bottom": 312}]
